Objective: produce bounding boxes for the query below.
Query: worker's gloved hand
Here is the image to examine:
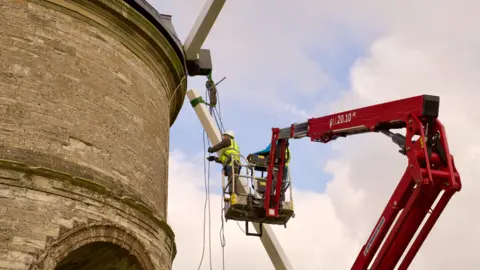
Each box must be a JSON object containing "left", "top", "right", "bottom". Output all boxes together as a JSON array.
[
  {"left": 207, "top": 147, "right": 214, "bottom": 153},
  {"left": 206, "top": 156, "right": 216, "bottom": 162}
]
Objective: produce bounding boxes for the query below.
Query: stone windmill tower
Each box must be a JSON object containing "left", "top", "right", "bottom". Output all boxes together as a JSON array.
[{"left": 0, "top": 0, "right": 211, "bottom": 269}]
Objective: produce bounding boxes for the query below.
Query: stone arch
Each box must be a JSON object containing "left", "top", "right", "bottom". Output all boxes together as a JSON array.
[
  {"left": 54, "top": 242, "right": 142, "bottom": 270},
  {"left": 30, "top": 223, "right": 154, "bottom": 270}
]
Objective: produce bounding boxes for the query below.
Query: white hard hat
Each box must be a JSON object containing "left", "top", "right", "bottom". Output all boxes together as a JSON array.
[{"left": 223, "top": 130, "right": 235, "bottom": 138}]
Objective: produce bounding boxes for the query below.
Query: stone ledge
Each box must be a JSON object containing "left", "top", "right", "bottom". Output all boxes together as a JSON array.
[
  {"left": 0, "top": 159, "right": 177, "bottom": 260},
  {"left": 0, "top": 144, "right": 159, "bottom": 217}
]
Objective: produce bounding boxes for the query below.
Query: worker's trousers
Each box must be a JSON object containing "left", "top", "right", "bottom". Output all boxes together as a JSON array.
[
  {"left": 272, "top": 166, "right": 289, "bottom": 202},
  {"left": 224, "top": 161, "right": 243, "bottom": 195}
]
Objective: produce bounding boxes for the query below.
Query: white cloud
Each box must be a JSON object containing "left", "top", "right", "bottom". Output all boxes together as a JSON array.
[
  {"left": 159, "top": 0, "right": 480, "bottom": 269},
  {"left": 323, "top": 32, "right": 480, "bottom": 269},
  {"left": 167, "top": 150, "right": 360, "bottom": 270},
  {"left": 154, "top": 0, "right": 345, "bottom": 114},
  {"left": 167, "top": 150, "right": 273, "bottom": 270}
]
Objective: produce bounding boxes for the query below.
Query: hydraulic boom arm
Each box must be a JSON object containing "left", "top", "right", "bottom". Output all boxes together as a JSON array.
[{"left": 265, "top": 94, "right": 461, "bottom": 269}]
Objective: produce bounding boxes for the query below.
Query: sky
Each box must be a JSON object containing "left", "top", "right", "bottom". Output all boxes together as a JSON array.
[{"left": 148, "top": 0, "right": 480, "bottom": 269}]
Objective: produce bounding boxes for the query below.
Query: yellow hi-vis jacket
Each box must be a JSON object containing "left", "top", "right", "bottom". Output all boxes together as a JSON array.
[
  {"left": 219, "top": 138, "right": 240, "bottom": 166},
  {"left": 285, "top": 147, "right": 291, "bottom": 166},
  {"left": 275, "top": 143, "right": 290, "bottom": 166}
]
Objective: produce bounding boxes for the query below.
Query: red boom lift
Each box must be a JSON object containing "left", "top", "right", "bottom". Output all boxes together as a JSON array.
[{"left": 263, "top": 94, "right": 461, "bottom": 269}]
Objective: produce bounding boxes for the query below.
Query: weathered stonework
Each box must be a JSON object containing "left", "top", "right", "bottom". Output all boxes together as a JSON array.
[{"left": 0, "top": 0, "right": 186, "bottom": 269}]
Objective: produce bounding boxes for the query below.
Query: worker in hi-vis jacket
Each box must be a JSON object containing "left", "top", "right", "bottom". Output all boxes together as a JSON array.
[{"left": 206, "top": 130, "right": 243, "bottom": 198}]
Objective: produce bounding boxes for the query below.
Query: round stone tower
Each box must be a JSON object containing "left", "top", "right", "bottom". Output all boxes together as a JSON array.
[{"left": 0, "top": 0, "right": 186, "bottom": 269}]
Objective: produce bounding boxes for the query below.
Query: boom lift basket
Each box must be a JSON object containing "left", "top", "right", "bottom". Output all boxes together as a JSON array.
[{"left": 222, "top": 154, "right": 295, "bottom": 226}]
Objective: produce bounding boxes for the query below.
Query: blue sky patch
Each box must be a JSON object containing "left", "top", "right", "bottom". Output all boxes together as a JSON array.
[{"left": 166, "top": 3, "right": 369, "bottom": 193}]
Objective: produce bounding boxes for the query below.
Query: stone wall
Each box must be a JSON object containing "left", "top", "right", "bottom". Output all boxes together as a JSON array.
[{"left": 0, "top": 0, "right": 186, "bottom": 269}]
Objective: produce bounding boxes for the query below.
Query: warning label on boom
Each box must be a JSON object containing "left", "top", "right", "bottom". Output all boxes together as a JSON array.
[{"left": 364, "top": 216, "right": 385, "bottom": 256}]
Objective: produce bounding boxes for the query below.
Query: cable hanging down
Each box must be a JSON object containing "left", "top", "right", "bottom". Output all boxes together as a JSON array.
[
  {"left": 197, "top": 130, "right": 213, "bottom": 270},
  {"left": 206, "top": 72, "right": 249, "bottom": 243},
  {"left": 199, "top": 72, "right": 228, "bottom": 270}
]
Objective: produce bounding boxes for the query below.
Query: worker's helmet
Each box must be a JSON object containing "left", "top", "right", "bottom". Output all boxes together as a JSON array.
[{"left": 223, "top": 130, "right": 235, "bottom": 138}]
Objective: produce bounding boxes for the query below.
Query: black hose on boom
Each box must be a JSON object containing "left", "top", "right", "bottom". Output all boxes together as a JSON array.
[{"left": 380, "top": 130, "right": 407, "bottom": 155}]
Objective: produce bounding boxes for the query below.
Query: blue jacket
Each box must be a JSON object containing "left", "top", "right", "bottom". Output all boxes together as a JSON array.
[
  {"left": 253, "top": 143, "right": 290, "bottom": 165},
  {"left": 252, "top": 143, "right": 272, "bottom": 156}
]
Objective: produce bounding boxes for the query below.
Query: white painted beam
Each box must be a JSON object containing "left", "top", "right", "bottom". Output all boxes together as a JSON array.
[
  {"left": 183, "top": 0, "right": 226, "bottom": 60},
  {"left": 187, "top": 88, "right": 294, "bottom": 270}
]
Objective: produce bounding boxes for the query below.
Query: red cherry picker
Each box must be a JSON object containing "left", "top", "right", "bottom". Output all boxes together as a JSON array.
[
  {"left": 190, "top": 87, "right": 461, "bottom": 269},
  {"left": 253, "top": 94, "right": 461, "bottom": 269},
  {"left": 180, "top": 1, "right": 460, "bottom": 267}
]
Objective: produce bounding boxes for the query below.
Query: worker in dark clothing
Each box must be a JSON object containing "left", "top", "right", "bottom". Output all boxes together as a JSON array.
[
  {"left": 206, "top": 130, "right": 243, "bottom": 198},
  {"left": 251, "top": 141, "right": 291, "bottom": 202},
  {"left": 271, "top": 141, "right": 290, "bottom": 203},
  {"left": 278, "top": 141, "right": 291, "bottom": 202}
]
